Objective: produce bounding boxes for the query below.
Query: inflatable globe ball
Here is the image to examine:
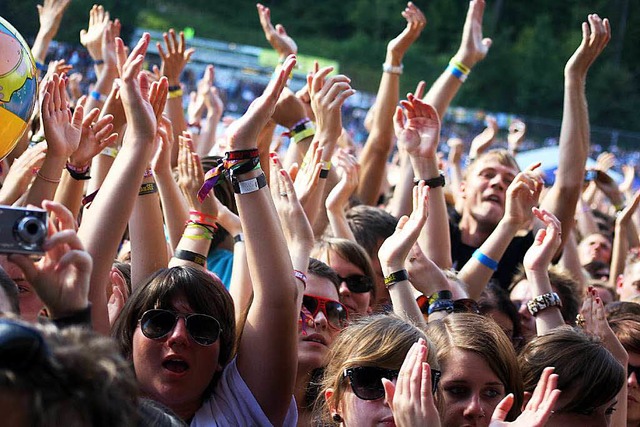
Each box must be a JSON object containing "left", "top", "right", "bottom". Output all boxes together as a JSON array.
[{"left": 0, "top": 16, "right": 38, "bottom": 161}]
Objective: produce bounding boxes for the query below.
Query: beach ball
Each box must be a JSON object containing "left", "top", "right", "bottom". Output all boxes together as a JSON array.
[{"left": 0, "top": 16, "right": 37, "bottom": 160}]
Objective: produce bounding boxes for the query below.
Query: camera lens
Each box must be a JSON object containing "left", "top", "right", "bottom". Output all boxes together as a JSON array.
[{"left": 16, "top": 216, "right": 47, "bottom": 245}]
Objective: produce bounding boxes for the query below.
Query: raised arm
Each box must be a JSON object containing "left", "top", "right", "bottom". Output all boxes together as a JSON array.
[
  {"left": 157, "top": 29, "right": 194, "bottom": 166},
  {"left": 379, "top": 183, "right": 430, "bottom": 328},
  {"left": 325, "top": 149, "right": 359, "bottom": 240},
  {"left": 224, "top": 56, "right": 299, "bottom": 425},
  {"left": 423, "top": 0, "right": 491, "bottom": 117},
  {"left": 609, "top": 190, "right": 640, "bottom": 290},
  {"left": 394, "top": 95, "right": 451, "bottom": 269},
  {"left": 539, "top": 15, "right": 610, "bottom": 247},
  {"left": 31, "top": 0, "right": 71, "bottom": 65},
  {"left": 27, "top": 75, "right": 83, "bottom": 207},
  {"left": 524, "top": 208, "right": 565, "bottom": 336},
  {"left": 78, "top": 34, "right": 166, "bottom": 334},
  {"left": 356, "top": 2, "right": 425, "bottom": 205}
]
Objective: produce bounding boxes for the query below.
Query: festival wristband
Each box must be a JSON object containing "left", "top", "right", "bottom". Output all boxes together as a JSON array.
[
  {"left": 472, "top": 249, "right": 499, "bottom": 271},
  {"left": 138, "top": 182, "right": 158, "bottom": 196},
  {"left": 384, "top": 269, "right": 409, "bottom": 288},
  {"left": 294, "top": 270, "right": 307, "bottom": 289},
  {"left": 173, "top": 249, "right": 207, "bottom": 267}
]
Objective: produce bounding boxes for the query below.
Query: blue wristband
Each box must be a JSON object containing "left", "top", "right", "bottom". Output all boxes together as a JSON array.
[
  {"left": 472, "top": 249, "right": 499, "bottom": 271},
  {"left": 90, "top": 91, "right": 106, "bottom": 102},
  {"left": 446, "top": 64, "right": 468, "bottom": 83}
]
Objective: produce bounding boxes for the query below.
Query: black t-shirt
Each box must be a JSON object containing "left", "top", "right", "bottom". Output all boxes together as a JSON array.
[{"left": 449, "top": 209, "right": 534, "bottom": 290}]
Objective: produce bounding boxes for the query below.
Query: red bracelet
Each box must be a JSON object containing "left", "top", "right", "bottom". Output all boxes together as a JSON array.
[
  {"left": 293, "top": 270, "right": 307, "bottom": 289},
  {"left": 189, "top": 211, "right": 217, "bottom": 228}
]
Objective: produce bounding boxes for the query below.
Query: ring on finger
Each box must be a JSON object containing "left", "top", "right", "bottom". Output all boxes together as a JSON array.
[
  {"left": 280, "top": 192, "right": 288, "bottom": 197},
  {"left": 576, "top": 313, "right": 586, "bottom": 328}
]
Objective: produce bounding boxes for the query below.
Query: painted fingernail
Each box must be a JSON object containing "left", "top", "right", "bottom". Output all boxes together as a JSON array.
[
  {"left": 596, "top": 297, "right": 601, "bottom": 304},
  {"left": 587, "top": 286, "right": 593, "bottom": 293}
]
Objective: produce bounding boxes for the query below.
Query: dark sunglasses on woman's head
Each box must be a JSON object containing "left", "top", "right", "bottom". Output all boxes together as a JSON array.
[
  {"left": 302, "top": 294, "right": 349, "bottom": 330},
  {"left": 343, "top": 366, "right": 441, "bottom": 400},
  {"left": 416, "top": 295, "right": 480, "bottom": 315},
  {"left": 139, "top": 309, "right": 222, "bottom": 346},
  {"left": 339, "top": 275, "right": 374, "bottom": 293}
]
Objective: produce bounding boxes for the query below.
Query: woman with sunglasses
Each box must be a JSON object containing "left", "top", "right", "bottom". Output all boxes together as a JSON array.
[
  {"left": 112, "top": 52, "right": 300, "bottom": 425},
  {"left": 319, "top": 315, "right": 440, "bottom": 426},
  {"left": 314, "top": 238, "right": 376, "bottom": 317},
  {"left": 296, "top": 258, "right": 349, "bottom": 425}
]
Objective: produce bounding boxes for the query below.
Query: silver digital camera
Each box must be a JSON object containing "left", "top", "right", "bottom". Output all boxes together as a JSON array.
[{"left": 0, "top": 207, "right": 48, "bottom": 255}]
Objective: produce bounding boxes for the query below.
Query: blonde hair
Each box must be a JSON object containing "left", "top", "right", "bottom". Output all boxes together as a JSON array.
[
  {"left": 465, "top": 149, "right": 520, "bottom": 180},
  {"left": 317, "top": 315, "right": 437, "bottom": 424}
]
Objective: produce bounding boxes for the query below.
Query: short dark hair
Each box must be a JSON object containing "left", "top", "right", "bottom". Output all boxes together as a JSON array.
[
  {"left": 345, "top": 205, "right": 397, "bottom": 256},
  {"left": 609, "top": 315, "right": 640, "bottom": 354},
  {"left": 112, "top": 266, "right": 235, "bottom": 394},
  {"left": 606, "top": 301, "right": 640, "bottom": 320},
  {"left": 308, "top": 258, "right": 340, "bottom": 292},
  {"left": 478, "top": 281, "right": 522, "bottom": 349}
]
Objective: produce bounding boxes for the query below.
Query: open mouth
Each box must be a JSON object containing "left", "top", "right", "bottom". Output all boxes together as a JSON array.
[
  {"left": 162, "top": 356, "right": 190, "bottom": 373},
  {"left": 483, "top": 194, "right": 502, "bottom": 204}
]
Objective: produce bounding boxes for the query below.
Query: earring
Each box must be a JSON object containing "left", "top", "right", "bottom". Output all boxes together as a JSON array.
[{"left": 332, "top": 413, "right": 343, "bottom": 423}]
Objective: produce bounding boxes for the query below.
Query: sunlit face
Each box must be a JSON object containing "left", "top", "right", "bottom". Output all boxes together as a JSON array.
[
  {"left": 578, "top": 234, "right": 612, "bottom": 266},
  {"left": 462, "top": 157, "right": 518, "bottom": 230},
  {"left": 0, "top": 256, "right": 42, "bottom": 322},
  {"left": 627, "top": 352, "right": 640, "bottom": 425},
  {"left": 328, "top": 251, "right": 372, "bottom": 317},
  {"left": 132, "top": 296, "right": 221, "bottom": 416},
  {"left": 298, "top": 274, "right": 341, "bottom": 370},
  {"left": 617, "top": 262, "right": 640, "bottom": 302},
  {"left": 439, "top": 349, "right": 506, "bottom": 427}
]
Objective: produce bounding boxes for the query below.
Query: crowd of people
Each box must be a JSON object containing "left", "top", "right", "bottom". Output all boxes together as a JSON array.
[{"left": 0, "top": 0, "right": 638, "bottom": 426}]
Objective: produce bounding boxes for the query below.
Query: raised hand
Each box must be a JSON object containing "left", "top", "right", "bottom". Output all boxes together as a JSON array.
[
  {"left": 565, "top": 14, "right": 611, "bottom": 79},
  {"left": 151, "top": 116, "right": 175, "bottom": 174},
  {"left": 158, "top": 29, "right": 195, "bottom": 85},
  {"left": 447, "top": 137, "right": 464, "bottom": 165},
  {"left": 615, "top": 190, "right": 640, "bottom": 227},
  {"left": 293, "top": 140, "right": 323, "bottom": 208},
  {"left": 619, "top": 165, "right": 636, "bottom": 194},
  {"left": 308, "top": 67, "right": 355, "bottom": 150},
  {"left": 69, "top": 99, "right": 118, "bottom": 169},
  {"left": 326, "top": 149, "right": 359, "bottom": 213},
  {"left": 394, "top": 94, "right": 441, "bottom": 159},
  {"left": 469, "top": 115, "right": 498, "bottom": 158},
  {"left": 270, "top": 153, "right": 314, "bottom": 254},
  {"left": 580, "top": 287, "right": 628, "bottom": 363},
  {"left": 257, "top": 3, "right": 297, "bottom": 58},
  {"left": 41, "top": 74, "right": 84, "bottom": 159},
  {"left": 102, "top": 19, "right": 121, "bottom": 73},
  {"left": 454, "top": 0, "right": 492, "bottom": 68},
  {"left": 0, "top": 144, "right": 47, "bottom": 205},
  {"left": 272, "top": 87, "right": 307, "bottom": 129},
  {"left": 9, "top": 200, "right": 92, "bottom": 319},
  {"left": 508, "top": 120, "right": 526, "bottom": 153},
  {"left": 382, "top": 339, "right": 441, "bottom": 427},
  {"left": 177, "top": 133, "right": 206, "bottom": 211},
  {"left": 37, "top": 0, "right": 71, "bottom": 38},
  {"left": 80, "top": 5, "right": 110, "bottom": 60},
  {"left": 490, "top": 367, "right": 560, "bottom": 427},
  {"left": 386, "top": 2, "right": 427, "bottom": 62},
  {"left": 379, "top": 183, "right": 429, "bottom": 270},
  {"left": 503, "top": 163, "right": 544, "bottom": 227},
  {"left": 107, "top": 266, "right": 129, "bottom": 327},
  {"left": 523, "top": 208, "right": 562, "bottom": 273},
  {"left": 595, "top": 152, "right": 615, "bottom": 173},
  {"left": 116, "top": 33, "right": 168, "bottom": 142},
  {"left": 227, "top": 55, "right": 296, "bottom": 150}
]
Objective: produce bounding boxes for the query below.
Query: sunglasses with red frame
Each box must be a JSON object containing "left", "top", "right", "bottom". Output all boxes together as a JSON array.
[{"left": 302, "top": 294, "right": 349, "bottom": 330}]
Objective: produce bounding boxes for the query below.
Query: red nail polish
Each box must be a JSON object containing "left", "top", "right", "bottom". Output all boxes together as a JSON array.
[
  {"left": 596, "top": 297, "right": 601, "bottom": 304},
  {"left": 269, "top": 152, "right": 276, "bottom": 158}
]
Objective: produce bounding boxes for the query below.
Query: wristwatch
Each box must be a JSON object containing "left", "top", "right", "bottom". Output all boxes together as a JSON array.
[
  {"left": 527, "top": 292, "right": 562, "bottom": 316},
  {"left": 232, "top": 173, "right": 267, "bottom": 194},
  {"left": 414, "top": 172, "right": 446, "bottom": 188}
]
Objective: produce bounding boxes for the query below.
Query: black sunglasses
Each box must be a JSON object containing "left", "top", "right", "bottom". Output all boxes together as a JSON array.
[
  {"left": 343, "top": 366, "right": 441, "bottom": 400},
  {"left": 302, "top": 295, "right": 349, "bottom": 330},
  {"left": 339, "top": 275, "right": 374, "bottom": 293},
  {"left": 139, "top": 309, "right": 222, "bottom": 346}
]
